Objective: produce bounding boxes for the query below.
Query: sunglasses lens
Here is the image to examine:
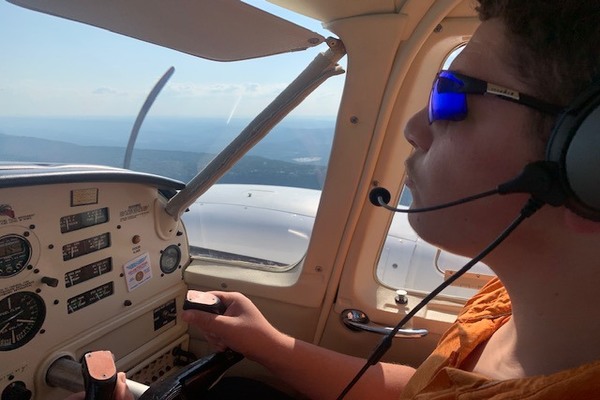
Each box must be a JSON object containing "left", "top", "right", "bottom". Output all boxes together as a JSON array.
[{"left": 428, "top": 73, "right": 468, "bottom": 123}]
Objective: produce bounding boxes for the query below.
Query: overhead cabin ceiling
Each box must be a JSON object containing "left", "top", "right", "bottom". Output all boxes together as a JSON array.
[
  {"left": 268, "top": 0, "right": 406, "bottom": 23},
  {"left": 268, "top": 0, "right": 478, "bottom": 25},
  {"left": 7, "top": 0, "right": 325, "bottom": 61}
]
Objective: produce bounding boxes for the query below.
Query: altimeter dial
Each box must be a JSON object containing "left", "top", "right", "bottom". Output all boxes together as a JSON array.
[{"left": 0, "top": 292, "right": 46, "bottom": 351}]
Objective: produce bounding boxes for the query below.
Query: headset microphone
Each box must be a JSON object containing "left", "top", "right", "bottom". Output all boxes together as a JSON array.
[
  {"left": 369, "top": 186, "right": 498, "bottom": 213},
  {"left": 370, "top": 160, "right": 568, "bottom": 213}
]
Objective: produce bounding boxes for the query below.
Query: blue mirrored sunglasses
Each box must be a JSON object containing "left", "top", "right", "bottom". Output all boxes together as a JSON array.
[{"left": 428, "top": 70, "right": 563, "bottom": 124}]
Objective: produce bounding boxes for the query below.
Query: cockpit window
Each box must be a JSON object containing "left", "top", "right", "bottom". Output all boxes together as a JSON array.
[{"left": 0, "top": 1, "right": 344, "bottom": 271}]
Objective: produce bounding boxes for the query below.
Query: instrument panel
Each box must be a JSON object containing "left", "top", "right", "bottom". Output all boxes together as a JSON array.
[{"left": 0, "top": 165, "right": 190, "bottom": 399}]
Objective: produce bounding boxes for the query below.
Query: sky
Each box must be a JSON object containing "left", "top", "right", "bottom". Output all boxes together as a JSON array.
[{"left": 0, "top": 1, "right": 345, "bottom": 118}]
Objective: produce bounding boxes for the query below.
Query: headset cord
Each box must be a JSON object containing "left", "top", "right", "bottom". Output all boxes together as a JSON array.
[{"left": 336, "top": 197, "right": 544, "bottom": 400}]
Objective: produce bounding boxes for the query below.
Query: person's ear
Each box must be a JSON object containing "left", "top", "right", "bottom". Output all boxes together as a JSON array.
[{"left": 564, "top": 209, "right": 600, "bottom": 233}]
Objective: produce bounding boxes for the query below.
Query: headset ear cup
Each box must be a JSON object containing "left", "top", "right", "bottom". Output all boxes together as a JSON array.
[{"left": 546, "top": 81, "right": 600, "bottom": 221}]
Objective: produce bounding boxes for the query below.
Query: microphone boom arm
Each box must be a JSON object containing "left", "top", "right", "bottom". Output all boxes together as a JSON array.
[
  {"left": 371, "top": 187, "right": 499, "bottom": 213},
  {"left": 370, "top": 160, "right": 567, "bottom": 213}
]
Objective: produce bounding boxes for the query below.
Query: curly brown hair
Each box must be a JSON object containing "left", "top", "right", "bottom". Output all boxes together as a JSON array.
[{"left": 475, "top": 0, "right": 600, "bottom": 107}]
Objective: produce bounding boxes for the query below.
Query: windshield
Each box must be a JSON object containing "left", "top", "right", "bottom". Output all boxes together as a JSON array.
[
  {"left": 0, "top": 1, "right": 343, "bottom": 187},
  {"left": 0, "top": 0, "right": 345, "bottom": 270}
]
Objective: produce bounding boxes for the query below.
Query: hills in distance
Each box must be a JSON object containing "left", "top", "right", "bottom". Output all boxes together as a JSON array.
[{"left": 0, "top": 132, "right": 328, "bottom": 190}]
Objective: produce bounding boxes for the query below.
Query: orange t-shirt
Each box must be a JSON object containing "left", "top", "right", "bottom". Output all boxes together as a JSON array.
[{"left": 400, "top": 278, "right": 600, "bottom": 399}]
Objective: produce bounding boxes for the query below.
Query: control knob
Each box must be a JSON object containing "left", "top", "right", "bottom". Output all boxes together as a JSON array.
[{"left": 1, "top": 381, "right": 32, "bottom": 400}]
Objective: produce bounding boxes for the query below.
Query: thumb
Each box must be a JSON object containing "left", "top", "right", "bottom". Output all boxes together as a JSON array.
[{"left": 181, "top": 309, "right": 221, "bottom": 332}]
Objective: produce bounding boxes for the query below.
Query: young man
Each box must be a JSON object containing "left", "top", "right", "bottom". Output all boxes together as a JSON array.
[
  {"left": 69, "top": 0, "right": 600, "bottom": 398},
  {"left": 397, "top": 1, "right": 600, "bottom": 397}
]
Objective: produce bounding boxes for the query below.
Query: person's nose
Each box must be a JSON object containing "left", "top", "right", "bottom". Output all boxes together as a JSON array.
[{"left": 404, "top": 107, "right": 433, "bottom": 152}]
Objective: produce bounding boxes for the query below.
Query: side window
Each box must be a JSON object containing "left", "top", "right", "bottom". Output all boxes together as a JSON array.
[
  {"left": 375, "top": 185, "right": 495, "bottom": 298},
  {"left": 375, "top": 45, "right": 495, "bottom": 299}
]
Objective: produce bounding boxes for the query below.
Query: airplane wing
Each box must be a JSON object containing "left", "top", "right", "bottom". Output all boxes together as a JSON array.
[{"left": 7, "top": 0, "right": 325, "bottom": 61}]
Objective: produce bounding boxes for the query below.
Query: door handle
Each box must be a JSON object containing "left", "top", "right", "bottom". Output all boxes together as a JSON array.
[{"left": 341, "top": 309, "right": 428, "bottom": 338}]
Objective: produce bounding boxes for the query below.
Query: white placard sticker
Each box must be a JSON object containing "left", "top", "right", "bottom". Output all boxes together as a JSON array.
[{"left": 123, "top": 252, "right": 152, "bottom": 292}]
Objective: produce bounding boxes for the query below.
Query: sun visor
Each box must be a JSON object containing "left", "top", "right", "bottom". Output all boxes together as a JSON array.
[{"left": 7, "top": 0, "right": 325, "bottom": 61}]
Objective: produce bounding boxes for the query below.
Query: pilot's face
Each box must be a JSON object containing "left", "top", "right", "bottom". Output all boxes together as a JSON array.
[{"left": 403, "top": 18, "right": 549, "bottom": 260}]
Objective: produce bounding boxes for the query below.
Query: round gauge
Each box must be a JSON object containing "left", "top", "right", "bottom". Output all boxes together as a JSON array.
[
  {"left": 160, "top": 245, "right": 181, "bottom": 274},
  {"left": 0, "top": 235, "right": 31, "bottom": 278},
  {"left": 0, "top": 292, "right": 46, "bottom": 351}
]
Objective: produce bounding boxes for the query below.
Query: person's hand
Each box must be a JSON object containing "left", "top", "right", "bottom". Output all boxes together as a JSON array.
[
  {"left": 181, "top": 291, "right": 283, "bottom": 361},
  {"left": 64, "top": 372, "right": 134, "bottom": 400}
]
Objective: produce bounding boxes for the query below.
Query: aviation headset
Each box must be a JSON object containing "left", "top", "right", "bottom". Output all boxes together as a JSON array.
[
  {"left": 371, "top": 82, "right": 600, "bottom": 221},
  {"left": 545, "top": 78, "right": 600, "bottom": 221}
]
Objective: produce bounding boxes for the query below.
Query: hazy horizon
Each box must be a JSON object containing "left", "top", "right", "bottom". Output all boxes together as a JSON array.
[{"left": 0, "top": 116, "right": 334, "bottom": 189}]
